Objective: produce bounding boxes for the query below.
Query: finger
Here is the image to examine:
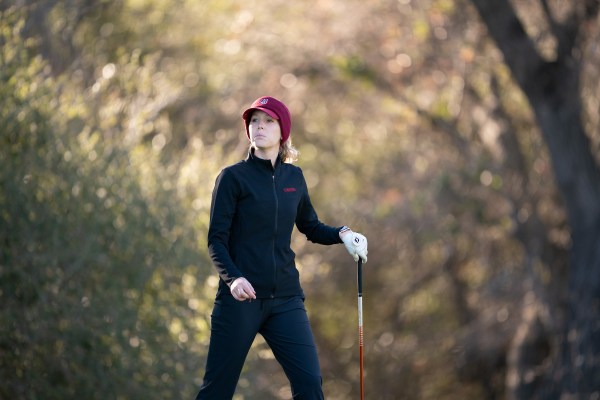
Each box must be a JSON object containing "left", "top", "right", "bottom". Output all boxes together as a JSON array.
[
  {"left": 360, "top": 250, "right": 367, "bottom": 262},
  {"left": 234, "top": 279, "right": 256, "bottom": 300},
  {"left": 233, "top": 286, "right": 245, "bottom": 300},
  {"left": 245, "top": 284, "right": 257, "bottom": 299}
]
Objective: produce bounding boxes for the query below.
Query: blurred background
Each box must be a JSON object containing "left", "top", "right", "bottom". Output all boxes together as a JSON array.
[{"left": 2, "top": 0, "right": 599, "bottom": 399}]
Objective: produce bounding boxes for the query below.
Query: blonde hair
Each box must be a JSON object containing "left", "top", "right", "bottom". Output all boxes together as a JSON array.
[
  {"left": 250, "top": 140, "right": 299, "bottom": 163},
  {"left": 279, "top": 139, "right": 299, "bottom": 163}
]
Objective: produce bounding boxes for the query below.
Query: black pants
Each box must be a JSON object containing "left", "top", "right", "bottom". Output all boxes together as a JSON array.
[{"left": 196, "top": 295, "right": 324, "bottom": 400}]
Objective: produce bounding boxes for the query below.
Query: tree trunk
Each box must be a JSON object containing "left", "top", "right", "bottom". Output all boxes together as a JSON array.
[{"left": 468, "top": 0, "right": 600, "bottom": 397}]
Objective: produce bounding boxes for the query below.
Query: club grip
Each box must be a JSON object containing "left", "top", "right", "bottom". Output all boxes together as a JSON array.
[{"left": 357, "top": 259, "right": 363, "bottom": 296}]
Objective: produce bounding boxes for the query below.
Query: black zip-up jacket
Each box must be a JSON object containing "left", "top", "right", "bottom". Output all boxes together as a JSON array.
[{"left": 208, "top": 149, "right": 343, "bottom": 299}]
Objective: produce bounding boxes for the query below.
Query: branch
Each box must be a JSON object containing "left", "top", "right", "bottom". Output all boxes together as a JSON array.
[
  {"left": 540, "top": 0, "right": 579, "bottom": 59},
  {"left": 469, "top": 0, "right": 545, "bottom": 93}
]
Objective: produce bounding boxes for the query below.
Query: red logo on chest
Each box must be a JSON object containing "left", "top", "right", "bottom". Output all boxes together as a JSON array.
[{"left": 283, "top": 187, "right": 296, "bottom": 192}]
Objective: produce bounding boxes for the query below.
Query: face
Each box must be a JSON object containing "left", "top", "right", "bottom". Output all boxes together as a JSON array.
[{"left": 248, "top": 110, "right": 282, "bottom": 153}]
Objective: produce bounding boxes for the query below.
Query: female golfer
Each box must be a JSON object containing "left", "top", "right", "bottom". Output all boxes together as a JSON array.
[{"left": 196, "top": 96, "right": 368, "bottom": 399}]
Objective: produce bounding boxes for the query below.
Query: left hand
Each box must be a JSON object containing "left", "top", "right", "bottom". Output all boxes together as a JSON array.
[{"left": 340, "top": 227, "right": 368, "bottom": 263}]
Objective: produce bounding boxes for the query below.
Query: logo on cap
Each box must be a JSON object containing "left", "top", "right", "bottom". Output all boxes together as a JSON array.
[{"left": 260, "top": 98, "right": 269, "bottom": 105}]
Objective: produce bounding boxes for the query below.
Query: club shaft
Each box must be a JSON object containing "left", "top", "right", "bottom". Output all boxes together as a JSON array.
[
  {"left": 359, "top": 304, "right": 364, "bottom": 400},
  {"left": 357, "top": 259, "right": 364, "bottom": 400}
]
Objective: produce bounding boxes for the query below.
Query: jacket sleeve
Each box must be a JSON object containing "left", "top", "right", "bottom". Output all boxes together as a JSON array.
[
  {"left": 295, "top": 169, "right": 344, "bottom": 245},
  {"left": 207, "top": 169, "right": 243, "bottom": 285}
]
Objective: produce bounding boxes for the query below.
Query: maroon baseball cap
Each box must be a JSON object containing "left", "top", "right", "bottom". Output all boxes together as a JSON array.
[{"left": 242, "top": 96, "right": 292, "bottom": 143}]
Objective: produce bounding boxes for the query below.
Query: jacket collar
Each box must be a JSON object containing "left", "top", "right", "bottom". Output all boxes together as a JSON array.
[{"left": 246, "top": 148, "right": 281, "bottom": 171}]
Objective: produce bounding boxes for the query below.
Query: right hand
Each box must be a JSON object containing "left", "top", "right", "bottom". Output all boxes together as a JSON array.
[{"left": 230, "top": 277, "right": 256, "bottom": 301}]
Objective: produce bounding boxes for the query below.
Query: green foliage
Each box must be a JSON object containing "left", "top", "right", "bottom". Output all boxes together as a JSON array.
[
  {"left": 0, "top": 6, "right": 211, "bottom": 399},
  {"left": 331, "top": 54, "right": 377, "bottom": 83}
]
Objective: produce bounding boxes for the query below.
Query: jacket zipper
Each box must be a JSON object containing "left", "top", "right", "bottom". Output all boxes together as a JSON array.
[{"left": 271, "top": 173, "right": 278, "bottom": 297}]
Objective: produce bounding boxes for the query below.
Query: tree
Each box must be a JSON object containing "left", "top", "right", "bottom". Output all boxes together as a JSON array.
[{"left": 468, "top": 0, "right": 600, "bottom": 397}]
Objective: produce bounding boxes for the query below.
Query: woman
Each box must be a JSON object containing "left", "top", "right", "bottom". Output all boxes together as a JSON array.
[{"left": 196, "top": 96, "right": 368, "bottom": 399}]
